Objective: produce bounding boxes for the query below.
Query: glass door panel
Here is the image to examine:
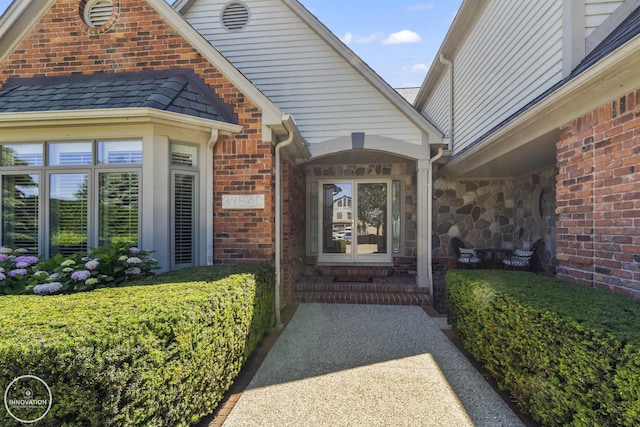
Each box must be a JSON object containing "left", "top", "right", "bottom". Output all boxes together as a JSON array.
[
  {"left": 322, "top": 183, "right": 352, "bottom": 255},
  {"left": 356, "top": 183, "right": 388, "bottom": 256}
]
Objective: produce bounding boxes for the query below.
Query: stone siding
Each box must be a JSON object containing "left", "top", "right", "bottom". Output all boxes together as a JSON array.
[{"left": 433, "top": 169, "right": 557, "bottom": 274}]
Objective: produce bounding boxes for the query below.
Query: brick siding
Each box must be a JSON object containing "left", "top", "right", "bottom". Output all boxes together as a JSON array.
[
  {"left": 556, "top": 88, "right": 640, "bottom": 297},
  {"left": 281, "top": 160, "right": 306, "bottom": 299},
  {"left": 0, "top": 0, "right": 275, "bottom": 265}
]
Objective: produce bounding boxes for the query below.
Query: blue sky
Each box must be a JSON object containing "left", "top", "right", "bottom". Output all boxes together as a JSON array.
[{"left": 0, "top": 0, "right": 462, "bottom": 88}]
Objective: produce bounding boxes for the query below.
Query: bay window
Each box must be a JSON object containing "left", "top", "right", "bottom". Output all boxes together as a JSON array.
[{"left": 0, "top": 140, "right": 142, "bottom": 256}]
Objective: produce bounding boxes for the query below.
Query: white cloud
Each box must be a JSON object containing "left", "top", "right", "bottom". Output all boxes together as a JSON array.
[
  {"left": 410, "top": 63, "right": 430, "bottom": 73},
  {"left": 407, "top": 2, "right": 434, "bottom": 11},
  {"left": 341, "top": 32, "right": 384, "bottom": 45},
  {"left": 383, "top": 30, "right": 422, "bottom": 45}
]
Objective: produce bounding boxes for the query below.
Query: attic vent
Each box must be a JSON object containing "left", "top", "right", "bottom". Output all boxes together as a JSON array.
[
  {"left": 221, "top": 2, "right": 250, "bottom": 32},
  {"left": 84, "top": 0, "right": 113, "bottom": 28}
]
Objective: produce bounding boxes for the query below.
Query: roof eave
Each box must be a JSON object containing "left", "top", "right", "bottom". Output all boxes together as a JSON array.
[
  {"left": 414, "top": 0, "right": 484, "bottom": 109},
  {"left": 148, "top": 0, "right": 284, "bottom": 126},
  {"left": 0, "top": 0, "right": 55, "bottom": 67},
  {"left": 0, "top": 108, "right": 244, "bottom": 134},
  {"left": 440, "top": 33, "right": 640, "bottom": 177}
]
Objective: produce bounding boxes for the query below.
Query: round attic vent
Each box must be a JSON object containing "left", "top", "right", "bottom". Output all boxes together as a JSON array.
[
  {"left": 84, "top": 0, "right": 114, "bottom": 28},
  {"left": 221, "top": 2, "right": 250, "bottom": 32}
]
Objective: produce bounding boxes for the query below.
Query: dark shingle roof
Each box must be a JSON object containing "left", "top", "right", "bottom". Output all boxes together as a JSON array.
[
  {"left": 456, "top": 5, "right": 640, "bottom": 157},
  {"left": 0, "top": 69, "right": 237, "bottom": 124}
]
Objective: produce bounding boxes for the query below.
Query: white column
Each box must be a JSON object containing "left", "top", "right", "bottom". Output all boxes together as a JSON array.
[{"left": 416, "top": 159, "right": 431, "bottom": 294}]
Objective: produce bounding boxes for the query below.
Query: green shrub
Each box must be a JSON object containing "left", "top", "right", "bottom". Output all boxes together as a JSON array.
[
  {"left": 446, "top": 270, "right": 640, "bottom": 426},
  {"left": 0, "top": 265, "right": 274, "bottom": 426}
]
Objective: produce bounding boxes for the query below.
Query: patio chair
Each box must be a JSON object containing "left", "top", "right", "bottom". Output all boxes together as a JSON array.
[
  {"left": 451, "top": 237, "right": 482, "bottom": 269},
  {"left": 503, "top": 239, "right": 544, "bottom": 271}
]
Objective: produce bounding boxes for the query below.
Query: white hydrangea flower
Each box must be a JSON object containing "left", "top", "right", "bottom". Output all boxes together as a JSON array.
[{"left": 33, "top": 282, "right": 63, "bottom": 295}]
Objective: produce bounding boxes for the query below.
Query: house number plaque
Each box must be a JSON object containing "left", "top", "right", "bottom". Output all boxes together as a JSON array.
[{"left": 222, "top": 194, "right": 265, "bottom": 210}]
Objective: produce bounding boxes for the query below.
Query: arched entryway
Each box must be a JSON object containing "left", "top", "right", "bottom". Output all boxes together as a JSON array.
[{"left": 304, "top": 150, "right": 418, "bottom": 275}]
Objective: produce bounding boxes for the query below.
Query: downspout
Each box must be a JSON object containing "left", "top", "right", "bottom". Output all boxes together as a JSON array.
[
  {"left": 427, "top": 146, "right": 444, "bottom": 296},
  {"left": 207, "top": 129, "right": 220, "bottom": 266},
  {"left": 439, "top": 53, "right": 454, "bottom": 149},
  {"left": 274, "top": 117, "right": 295, "bottom": 329},
  {"left": 424, "top": 54, "right": 452, "bottom": 295}
]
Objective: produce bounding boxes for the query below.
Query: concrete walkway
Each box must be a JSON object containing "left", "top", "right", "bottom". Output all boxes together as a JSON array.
[{"left": 222, "top": 304, "right": 524, "bottom": 427}]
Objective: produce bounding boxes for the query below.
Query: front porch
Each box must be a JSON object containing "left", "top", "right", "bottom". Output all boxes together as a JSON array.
[{"left": 291, "top": 264, "right": 448, "bottom": 312}]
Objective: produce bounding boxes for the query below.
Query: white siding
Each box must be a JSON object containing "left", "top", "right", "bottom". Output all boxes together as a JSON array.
[
  {"left": 183, "top": 0, "right": 423, "bottom": 146},
  {"left": 585, "top": 0, "right": 624, "bottom": 36},
  {"left": 421, "top": 71, "right": 450, "bottom": 137},
  {"left": 452, "top": 1, "right": 563, "bottom": 154}
]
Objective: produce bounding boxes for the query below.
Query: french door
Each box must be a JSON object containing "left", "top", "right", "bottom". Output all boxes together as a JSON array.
[{"left": 318, "top": 180, "right": 391, "bottom": 264}]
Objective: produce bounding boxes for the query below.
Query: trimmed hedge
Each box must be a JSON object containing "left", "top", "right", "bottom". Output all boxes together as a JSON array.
[
  {"left": 446, "top": 270, "right": 640, "bottom": 426},
  {"left": 0, "top": 265, "right": 274, "bottom": 426}
]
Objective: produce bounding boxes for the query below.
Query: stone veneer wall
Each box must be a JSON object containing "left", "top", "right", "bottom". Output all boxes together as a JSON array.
[
  {"left": 556, "top": 88, "right": 640, "bottom": 297},
  {"left": 513, "top": 169, "right": 558, "bottom": 274},
  {"left": 432, "top": 168, "right": 557, "bottom": 274}
]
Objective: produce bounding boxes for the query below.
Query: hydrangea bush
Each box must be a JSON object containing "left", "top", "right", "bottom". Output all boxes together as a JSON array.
[{"left": 0, "top": 243, "right": 158, "bottom": 296}]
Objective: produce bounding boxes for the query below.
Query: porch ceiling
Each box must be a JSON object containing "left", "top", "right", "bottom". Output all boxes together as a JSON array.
[{"left": 438, "top": 129, "right": 558, "bottom": 178}]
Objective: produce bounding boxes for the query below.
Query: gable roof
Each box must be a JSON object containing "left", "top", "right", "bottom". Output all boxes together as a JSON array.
[
  {"left": 0, "top": 69, "right": 238, "bottom": 123},
  {"left": 174, "top": 0, "right": 444, "bottom": 147},
  {"left": 0, "top": 0, "right": 286, "bottom": 129}
]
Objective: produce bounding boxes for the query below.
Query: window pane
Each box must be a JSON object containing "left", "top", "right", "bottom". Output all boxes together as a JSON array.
[
  {"left": 99, "top": 172, "right": 139, "bottom": 246},
  {"left": 171, "top": 144, "right": 197, "bottom": 167},
  {"left": 323, "top": 183, "right": 352, "bottom": 255},
  {"left": 98, "top": 140, "right": 143, "bottom": 164},
  {"left": 2, "top": 175, "right": 39, "bottom": 252},
  {"left": 0, "top": 144, "right": 43, "bottom": 166},
  {"left": 48, "top": 142, "right": 93, "bottom": 166},
  {"left": 174, "top": 174, "right": 195, "bottom": 266},
  {"left": 392, "top": 180, "right": 401, "bottom": 254},
  {"left": 309, "top": 182, "right": 318, "bottom": 254},
  {"left": 357, "top": 183, "right": 387, "bottom": 255},
  {"left": 49, "top": 174, "right": 88, "bottom": 256}
]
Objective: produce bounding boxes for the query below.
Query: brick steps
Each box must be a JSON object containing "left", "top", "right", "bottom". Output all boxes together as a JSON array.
[{"left": 293, "top": 276, "right": 432, "bottom": 307}]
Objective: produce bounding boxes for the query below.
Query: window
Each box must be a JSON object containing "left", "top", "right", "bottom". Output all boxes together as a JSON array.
[
  {"left": 48, "top": 142, "right": 92, "bottom": 166},
  {"left": 98, "top": 140, "right": 143, "bottom": 165},
  {"left": 173, "top": 173, "right": 196, "bottom": 267},
  {"left": 1, "top": 174, "right": 39, "bottom": 252},
  {"left": 171, "top": 144, "right": 199, "bottom": 268},
  {"left": 0, "top": 140, "right": 142, "bottom": 256},
  {"left": 171, "top": 144, "right": 197, "bottom": 167},
  {"left": 49, "top": 173, "right": 89, "bottom": 256},
  {"left": 98, "top": 172, "right": 139, "bottom": 247},
  {"left": 1, "top": 144, "right": 43, "bottom": 166}
]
